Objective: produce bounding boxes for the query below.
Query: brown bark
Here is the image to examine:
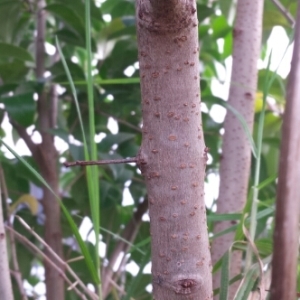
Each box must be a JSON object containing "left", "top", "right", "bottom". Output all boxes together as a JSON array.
[
  {"left": 136, "top": 1, "right": 212, "bottom": 299},
  {"left": 35, "top": 1, "right": 64, "bottom": 299},
  {"left": 211, "top": 0, "right": 263, "bottom": 298},
  {"left": 270, "top": 2, "right": 300, "bottom": 299}
]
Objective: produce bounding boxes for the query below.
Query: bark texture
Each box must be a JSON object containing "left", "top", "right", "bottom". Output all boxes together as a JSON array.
[
  {"left": 270, "top": 3, "right": 300, "bottom": 299},
  {"left": 36, "top": 1, "right": 64, "bottom": 299},
  {"left": 211, "top": 0, "right": 263, "bottom": 297},
  {"left": 136, "top": 1, "right": 212, "bottom": 299}
]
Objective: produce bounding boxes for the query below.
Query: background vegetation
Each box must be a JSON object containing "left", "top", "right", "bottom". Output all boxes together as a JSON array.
[{"left": 0, "top": 0, "right": 298, "bottom": 299}]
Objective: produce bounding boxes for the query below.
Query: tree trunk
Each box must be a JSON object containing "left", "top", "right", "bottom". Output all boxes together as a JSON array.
[
  {"left": 270, "top": 2, "right": 300, "bottom": 299},
  {"left": 136, "top": 1, "right": 212, "bottom": 299},
  {"left": 35, "top": 1, "right": 64, "bottom": 299},
  {"left": 211, "top": 0, "right": 263, "bottom": 298}
]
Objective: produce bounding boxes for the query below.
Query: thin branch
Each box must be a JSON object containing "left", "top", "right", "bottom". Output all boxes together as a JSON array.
[
  {"left": 35, "top": 0, "right": 46, "bottom": 80},
  {"left": 271, "top": 0, "right": 295, "bottom": 26},
  {"left": 270, "top": 2, "right": 300, "bottom": 298},
  {"left": 10, "top": 120, "right": 39, "bottom": 160},
  {"left": 0, "top": 165, "right": 28, "bottom": 300},
  {"left": 15, "top": 216, "right": 99, "bottom": 300},
  {"left": 108, "top": 278, "right": 127, "bottom": 296},
  {"left": 64, "top": 157, "right": 138, "bottom": 168},
  {"left": 102, "top": 197, "right": 148, "bottom": 298},
  {"left": 5, "top": 226, "right": 88, "bottom": 300}
]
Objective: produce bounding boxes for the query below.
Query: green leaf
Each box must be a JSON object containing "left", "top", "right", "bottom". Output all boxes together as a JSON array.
[
  {"left": 222, "top": 32, "right": 233, "bottom": 59},
  {"left": 101, "top": 0, "right": 134, "bottom": 18},
  {"left": 0, "top": 0, "right": 26, "bottom": 43},
  {"left": 0, "top": 60, "right": 28, "bottom": 82},
  {"left": 54, "top": 28, "right": 85, "bottom": 48},
  {"left": 45, "top": 4, "right": 85, "bottom": 37},
  {"left": 51, "top": 59, "right": 86, "bottom": 82},
  {"left": 0, "top": 42, "right": 33, "bottom": 61},
  {"left": 197, "top": 4, "right": 215, "bottom": 24},
  {"left": 0, "top": 83, "right": 18, "bottom": 96},
  {"left": 1, "top": 93, "right": 35, "bottom": 127},
  {"left": 98, "top": 133, "right": 136, "bottom": 152},
  {"left": 212, "top": 16, "right": 231, "bottom": 39},
  {"left": 220, "top": 251, "right": 230, "bottom": 300},
  {"left": 208, "top": 213, "right": 241, "bottom": 222},
  {"left": 219, "top": 0, "right": 234, "bottom": 21},
  {"left": 263, "top": 10, "right": 291, "bottom": 29}
]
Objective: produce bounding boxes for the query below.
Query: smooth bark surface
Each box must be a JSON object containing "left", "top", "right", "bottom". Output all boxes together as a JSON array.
[
  {"left": 136, "top": 1, "right": 212, "bottom": 299},
  {"left": 211, "top": 0, "right": 263, "bottom": 297},
  {"left": 270, "top": 3, "right": 300, "bottom": 299},
  {"left": 36, "top": 1, "right": 64, "bottom": 299}
]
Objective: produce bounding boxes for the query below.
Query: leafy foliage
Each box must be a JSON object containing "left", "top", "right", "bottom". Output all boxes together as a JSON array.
[{"left": 0, "top": 0, "right": 296, "bottom": 299}]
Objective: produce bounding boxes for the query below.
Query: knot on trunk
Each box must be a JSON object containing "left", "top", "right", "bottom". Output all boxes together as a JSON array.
[{"left": 154, "top": 275, "right": 202, "bottom": 295}]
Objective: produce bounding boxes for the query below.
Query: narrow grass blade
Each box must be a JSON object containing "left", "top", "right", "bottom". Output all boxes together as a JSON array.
[
  {"left": 208, "top": 213, "right": 241, "bottom": 222},
  {"left": 211, "top": 206, "right": 274, "bottom": 241},
  {"left": 220, "top": 251, "right": 230, "bottom": 300},
  {"left": 56, "top": 33, "right": 101, "bottom": 287},
  {"left": 246, "top": 52, "right": 272, "bottom": 270},
  {"left": 243, "top": 222, "right": 266, "bottom": 299},
  {"left": 58, "top": 77, "right": 140, "bottom": 85},
  {"left": 256, "top": 174, "right": 277, "bottom": 190},
  {"left": 84, "top": 0, "right": 101, "bottom": 294},
  {"left": 234, "top": 268, "right": 258, "bottom": 300},
  {"left": 214, "top": 275, "right": 243, "bottom": 295},
  {"left": 55, "top": 37, "right": 89, "bottom": 155}
]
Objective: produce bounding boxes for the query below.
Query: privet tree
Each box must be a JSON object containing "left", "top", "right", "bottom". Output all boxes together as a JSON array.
[
  {"left": 271, "top": 2, "right": 300, "bottom": 299},
  {"left": 11, "top": 1, "right": 64, "bottom": 299},
  {"left": 136, "top": 1, "right": 212, "bottom": 299},
  {"left": 211, "top": 0, "right": 263, "bottom": 297}
]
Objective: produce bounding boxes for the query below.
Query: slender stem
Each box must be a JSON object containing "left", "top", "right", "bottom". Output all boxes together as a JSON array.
[
  {"left": 85, "top": 0, "right": 101, "bottom": 297},
  {"left": 15, "top": 216, "right": 99, "bottom": 300},
  {"left": 101, "top": 197, "right": 148, "bottom": 298},
  {"left": 5, "top": 226, "right": 89, "bottom": 300},
  {"left": 0, "top": 166, "right": 28, "bottom": 300},
  {"left": 245, "top": 56, "right": 271, "bottom": 270},
  {"left": 64, "top": 157, "right": 138, "bottom": 168}
]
